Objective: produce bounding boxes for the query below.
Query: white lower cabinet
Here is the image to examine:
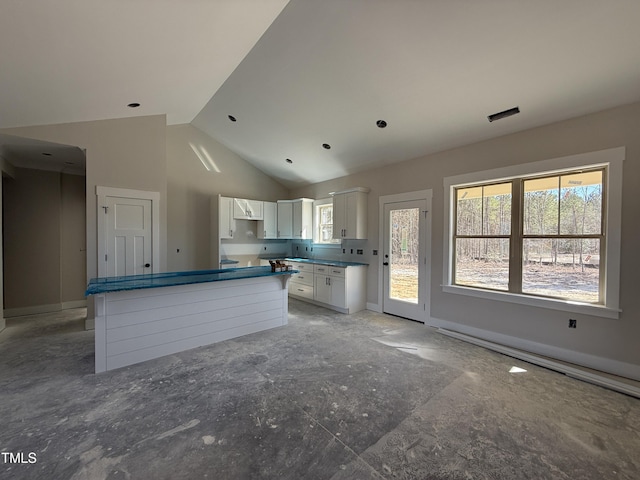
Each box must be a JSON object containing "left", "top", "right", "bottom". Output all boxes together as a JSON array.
[{"left": 289, "top": 261, "right": 366, "bottom": 313}]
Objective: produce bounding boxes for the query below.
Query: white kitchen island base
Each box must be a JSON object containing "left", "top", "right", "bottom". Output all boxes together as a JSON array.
[{"left": 91, "top": 271, "right": 292, "bottom": 373}]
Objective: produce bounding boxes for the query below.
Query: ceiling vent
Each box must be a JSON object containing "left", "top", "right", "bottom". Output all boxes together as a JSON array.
[{"left": 487, "top": 106, "right": 520, "bottom": 123}]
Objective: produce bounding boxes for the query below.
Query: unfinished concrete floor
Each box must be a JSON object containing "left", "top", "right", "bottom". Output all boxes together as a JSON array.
[{"left": 1, "top": 300, "right": 639, "bottom": 480}]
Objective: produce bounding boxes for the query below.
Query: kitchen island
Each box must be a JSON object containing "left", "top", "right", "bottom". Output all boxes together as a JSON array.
[{"left": 86, "top": 266, "right": 296, "bottom": 373}]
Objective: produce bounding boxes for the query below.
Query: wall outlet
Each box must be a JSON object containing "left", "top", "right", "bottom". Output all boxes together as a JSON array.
[
  {"left": 342, "top": 249, "right": 345, "bottom": 254},
  {"left": 357, "top": 249, "right": 363, "bottom": 255},
  {"left": 373, "top": 250, "right": 378, "bottom": 255},
  {"left": 569, "top": 319, "right": 577, "bottom": 328}
]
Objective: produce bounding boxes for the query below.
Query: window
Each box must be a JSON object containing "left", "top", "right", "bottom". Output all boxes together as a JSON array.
[
  {"left": 313, "top": 199, "right": 340, "bottom": 245},
  {"left": 444, "top": 147, "right": 623, "bottom": 319},
  {"left": 454, "top": 169, "right": 604, "bottom": 303}
]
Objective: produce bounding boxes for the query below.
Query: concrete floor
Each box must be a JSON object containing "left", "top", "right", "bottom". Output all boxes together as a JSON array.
[{"left": 1, "top": 300, "right": 639, "bottom": 480}]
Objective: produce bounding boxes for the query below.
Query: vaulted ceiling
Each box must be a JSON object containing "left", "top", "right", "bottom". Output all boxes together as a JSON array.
[{"left": 2, "top": 1, "right": 640, "bottom": 186}]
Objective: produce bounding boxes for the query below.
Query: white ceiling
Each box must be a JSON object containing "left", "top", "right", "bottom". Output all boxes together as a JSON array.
[{"left": 2, "top": 1, "right": 640, "bottom": 187}]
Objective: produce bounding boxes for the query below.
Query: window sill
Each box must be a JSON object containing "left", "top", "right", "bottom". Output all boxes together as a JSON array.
[{"left": 441, "top": 285, "right": 620, "bottom": 319}]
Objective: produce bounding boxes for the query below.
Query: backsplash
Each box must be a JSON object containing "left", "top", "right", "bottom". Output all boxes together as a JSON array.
[{"left": 290, "top": 239, "right": 371, "bottom": 264}]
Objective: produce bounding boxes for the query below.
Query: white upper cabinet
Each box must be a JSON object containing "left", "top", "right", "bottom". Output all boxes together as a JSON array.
[
  {"left": 219, "top": 195, "right": 236, "bottom": 239},
  {"left": 292, "top": 198, "right": 313, "bottom": 239},
  {"left": 233, "top": 198, "right": 263, "bottom": 220},
  {"left": 332, "top": 188, "right": 369, "bottom": 239},
  {"left": 277, "top": 199, "right": 313, "bottom": 239},
  {"left": 258, "top": 201, "right": 278, "bottom": 239},
  {"left": 277, "top": 201, "right": 293, "bottom": 238}
]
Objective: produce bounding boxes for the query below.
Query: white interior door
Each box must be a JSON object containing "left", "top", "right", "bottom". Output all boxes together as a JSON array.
[
  {"left": 105, "top": 196, "right": 152, "bottom": 277},
  {"left": 382, "top": 198, "right": 429, "bottom": 321}
]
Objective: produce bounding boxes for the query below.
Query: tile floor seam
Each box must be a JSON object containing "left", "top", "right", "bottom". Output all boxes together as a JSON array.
[{"left": 251, "top": 364, "right": 387, "bottom": 480}]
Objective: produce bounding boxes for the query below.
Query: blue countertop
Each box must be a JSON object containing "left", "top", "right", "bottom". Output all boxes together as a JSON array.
[
  {"left": 285, "top": 257, "right": 368, "bottom": 267},
  {"left": 86, "top": 266, "right": 297, "bottom": 296}
]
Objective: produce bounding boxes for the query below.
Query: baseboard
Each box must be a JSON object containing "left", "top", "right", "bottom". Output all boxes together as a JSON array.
[
  {"left": 62, "top": 300, "right": 87, "bottom": 310},
  {"left": 4, "top": 300, "right": 88, "bottom": 318},
  {"left": 366, "top": 302, "right": 382, "bottom": 313},
  {"left": 428, "top": 317, "right": 640, "bottom": 398}
]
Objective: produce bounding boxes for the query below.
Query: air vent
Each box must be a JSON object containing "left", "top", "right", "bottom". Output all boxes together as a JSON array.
[{"left": 488, "top": 106, "right": 520, "bottom": 123}]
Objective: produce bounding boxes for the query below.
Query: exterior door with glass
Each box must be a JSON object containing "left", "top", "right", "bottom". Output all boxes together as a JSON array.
[{"left": 382, "top": 196, "right": 430, "bottom": 321}]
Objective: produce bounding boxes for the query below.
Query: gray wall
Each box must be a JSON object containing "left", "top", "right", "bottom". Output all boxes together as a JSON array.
[
  {"left": 166, "top": 124, "right": 288, "bottom": 271},
  {"left": 2, "top": 169, "right": 86, "bottom": 311},
  {"left": 290, "top": 101, "right": 640, "bottom": 380}
]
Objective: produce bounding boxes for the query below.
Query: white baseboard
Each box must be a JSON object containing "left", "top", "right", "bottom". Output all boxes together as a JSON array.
[
  {"left": 428, "top": 316, "right": 640, "bottom": 398},
  {"left": 4, "top": 300, "right": 88, "bottom": 318},
  {"left": 366, "top": 302, "right": 382, "bottom": 313},
  {"left": 85, "top": 317, "right": 95, "bottom": 331}
]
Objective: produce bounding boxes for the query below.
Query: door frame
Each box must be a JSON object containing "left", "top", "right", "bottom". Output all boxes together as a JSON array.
[
  {"left": 378, "top": 189, "right": 432, "bottom": 322},
  {"left": 96, "top": 186, "right": 160, "bottom": 277}
]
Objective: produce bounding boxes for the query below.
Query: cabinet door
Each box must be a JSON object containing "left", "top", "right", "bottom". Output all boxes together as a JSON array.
[
  {"left": 314, "top": 274, "right": 332, "bottom": 304},
  {"left": 219, "top": 196, "right": 236, "bottom": 239},
  {"left": 293, "top": 199, "right": 313, "bottom": 239},
  {"left": 330, "top": 276, "right": 346, "bottom": 308},
  {"left": 258, "top": 202, "right": 277, "bottom": 239},
  {"left": 277, "top": 202, "right": 293, "bottom": 238},
  {"left": 333, "top": 191, "right": 367, "bottom": 239},
  {"left": 246, "top": 200, "right": 263, "bottom": 219},
  {"left": 332, "top": 193, "right": 347, "bottom": 239}
]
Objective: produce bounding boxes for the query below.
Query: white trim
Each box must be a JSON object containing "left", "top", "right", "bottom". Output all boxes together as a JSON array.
[
  {"left": 442, "top": 285, "right": 620, "bottom": 319},
  {"left": 96, "top": 186, "right": 161, "bottom": 277},
  {"left": 433, "top": 324, "right": 640, "bottom": 397},
  {"left": 366, "top": 302, "right": 382, "bottom": 313},
  {"left": 329, "top": 187, "right": 370, "bottom": 195},
  {"left": 312, "top": 197, "right": 341, "bottom": 246},
  {"left": 442, "top": 146, "right": 624, "bottom": 316},
  {"left": 4, "top": 301, "right": 88, "bottom": 318},
  {"left": 379, "top": 190, "right": 433, "bottom": 322}
]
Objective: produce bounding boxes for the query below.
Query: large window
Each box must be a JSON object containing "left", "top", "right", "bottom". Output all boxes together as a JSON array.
[{"left": 445, "top": 147, "right": 623, "bottom": 318}]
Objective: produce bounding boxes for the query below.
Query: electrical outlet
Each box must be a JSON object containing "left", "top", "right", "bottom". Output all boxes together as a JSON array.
[
  {"left": 569, "top": 319, "right": 577, "bottom": 328},
  {"left": 350, "top": 249, "right": 354, "bottom": 254},
  {"left": 357, "top": 249, "right": 363, "bottom": 254},
  {"left": 342, "top": 249, "right": 345, "bottom": 254},
  {"left": 373, "top": 250, "right": 378, "bottom": 255}
]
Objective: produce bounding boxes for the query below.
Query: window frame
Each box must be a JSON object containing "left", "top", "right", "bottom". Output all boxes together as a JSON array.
[
  {"left": 313, "top": 198, "right": 341, "bottom": 246},
  {"left": 443, "top": 147, "right": 624, "bottom": 319}
]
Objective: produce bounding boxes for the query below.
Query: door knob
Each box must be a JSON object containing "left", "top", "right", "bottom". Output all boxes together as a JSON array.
[{"left": 145, "top": 263, "right": 151, "bottom": 268}]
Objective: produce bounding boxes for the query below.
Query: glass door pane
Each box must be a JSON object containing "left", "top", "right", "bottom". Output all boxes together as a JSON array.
[{"left": 389, "top": 208, "right": 420, "bottom": 303}]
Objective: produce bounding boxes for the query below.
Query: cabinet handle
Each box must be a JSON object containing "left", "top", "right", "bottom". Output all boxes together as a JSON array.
[{"left": 297, "top": 288, "right": 304, "bottom": 292}]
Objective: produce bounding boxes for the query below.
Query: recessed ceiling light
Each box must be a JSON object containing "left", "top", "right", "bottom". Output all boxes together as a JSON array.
[
  {"left": 127, "top": 102, "right": 141, "bottom": 108},
  {"left": 487, "top": 106, "right": 520, "bottom": 123},
  {"left": 42, "top": 152, "right": 52, "bottom": 156},
  {"left": 376, "top": 120, "right": 388, "bottom": 128},
  {"left": 228, "top": 115, "right": 237, "bottom": 122},
  {"left": 285, "top": 158, "right": 293, "bottom": 164},
  {"left": 322, "top": 143, "right": 331, "bottom": 150}
]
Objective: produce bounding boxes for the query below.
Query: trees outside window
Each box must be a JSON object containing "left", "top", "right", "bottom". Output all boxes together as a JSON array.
[{"left": 454, "top": 168, "right": 605, "bottom": 304}]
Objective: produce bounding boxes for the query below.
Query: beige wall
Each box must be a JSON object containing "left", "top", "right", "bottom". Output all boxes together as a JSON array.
[
  {"left": 166, "top": 124, "right": 288, "bottom": 271},
  {"left": 3, "top": 168, "right": 62, "bottom": 309},
  {"left": 291, "top": 102, "right": 640, "bottom": 379},
  {"left": 61, "top": 173, "right": 86, "bottom": 304},
  {"left": 3, "top": 169, "right": 86, "bottom": 311},
  {"left": 1, "top": 115, "right": 168, "bottom": 318}
]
